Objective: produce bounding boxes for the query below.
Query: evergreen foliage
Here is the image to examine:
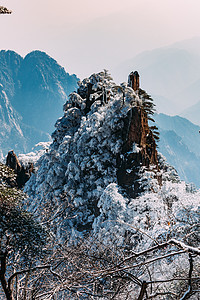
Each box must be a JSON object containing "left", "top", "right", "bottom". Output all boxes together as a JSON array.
[
  {"left": 0, "top": 163, "right": 47, "bottom": 300},
  {"left": 139, "top": 88, "right": 160, "bottom": 143}
]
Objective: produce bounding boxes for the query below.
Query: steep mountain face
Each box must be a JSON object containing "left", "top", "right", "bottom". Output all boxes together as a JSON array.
[
  {"left": 0, "top": 83, "right": 26, "bottom": 155},
  {"left": 24, "top": 71, "right": 198, "bottom": 243},
  {"left": 0, "top": 81, "right": 50, "bottom": 157},
  {"left": 0, "top": 50, "right": 79, "bottom": 156},
  {"left": 12, "top": 50, "right": 78, "bottom": 133},
  {"left": 154, "top": 113, "right": 200, "bottom": 187},
  {"left": 0, "top": 50, "right": 22, "bottom": 98}
]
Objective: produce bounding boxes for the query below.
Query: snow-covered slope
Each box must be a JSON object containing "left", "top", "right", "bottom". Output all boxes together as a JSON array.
[
  {"left": 24, "top": 71, "right": 200, "bottom": 249},
  {"left": 0, "top": 82, "right": 50, "bottom": 157},
  {"left": 0, "top": 83, "right": 27, "bottom": 155}
]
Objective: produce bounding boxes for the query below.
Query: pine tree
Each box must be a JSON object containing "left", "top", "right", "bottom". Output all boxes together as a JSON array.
[
  {"left": 0, "top": 164, "right": 47, "bottom": 300},
  {"left": 139, "top": 88, "right": 160, "bottom": 143}
]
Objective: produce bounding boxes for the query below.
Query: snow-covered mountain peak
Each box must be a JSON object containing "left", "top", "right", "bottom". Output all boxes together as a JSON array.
[
  {"left": 24, "top": 71, "right": 164, "bottom": 236},
  {"left": 24, "top": 70, "right": 199, "bottom": 246}
]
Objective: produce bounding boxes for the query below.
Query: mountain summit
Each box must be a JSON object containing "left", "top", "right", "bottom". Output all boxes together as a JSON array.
[
  {"left": 13, "top": 50, "right": 78, "bottom": 133},
  {"left": 7, "top": 70, "right": 199, "bottom": 299},
  {"left": 25, "top": 70, "right": 195, "bottom": 243},
  {"left": 0, "top": 50, "right": 78, "bottom": 156}
]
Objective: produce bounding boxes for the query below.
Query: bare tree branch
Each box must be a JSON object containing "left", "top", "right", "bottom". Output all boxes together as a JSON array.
[
  {"left": 180, "top": 253, "right": 194, "bottom": 300},
  {"left": 0, "top": 6, "right": 12, "bottom": 14},
  {"left": 169, "top": 239, "right": 200, "bottom": 255},
  {"left": 137, "top": 281, "right": 148, "bottom": 300}
]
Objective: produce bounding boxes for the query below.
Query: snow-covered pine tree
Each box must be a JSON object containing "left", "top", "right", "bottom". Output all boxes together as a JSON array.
[{"left": 0, "top": 163, "right": 47, "bottom": 300}]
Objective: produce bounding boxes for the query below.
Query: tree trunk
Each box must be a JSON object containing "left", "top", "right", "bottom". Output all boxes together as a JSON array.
[{"left": 0, "top": 252, "right": 14, "bottom": 300}]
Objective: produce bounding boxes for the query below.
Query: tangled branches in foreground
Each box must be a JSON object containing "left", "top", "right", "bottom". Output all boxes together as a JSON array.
[{"left": 3, "top": 236, "right": 199, "bottom": 300}]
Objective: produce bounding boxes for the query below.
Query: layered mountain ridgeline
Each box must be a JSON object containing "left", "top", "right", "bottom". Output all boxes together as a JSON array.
[
  {"left": 114, "top": 39, "right": 200, "bottom": 118},
  {"left": 181, "top": 100, "right": 200, "bottom": 126},
  {"left": 154, "top": 113, "right": 200, "bottom": 187},
  {"left": 25, "top": 71, "right": 199, "bottom": 245},
  {"left": 0, "top": 81, "right": 50, "bottom": 158},
  {"left": 0, "top": 50, "right": 78, "bottom": 156}
]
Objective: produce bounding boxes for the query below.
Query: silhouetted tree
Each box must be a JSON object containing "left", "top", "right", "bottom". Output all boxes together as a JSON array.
[
  {"left": 0, "top": 174, "right": 47, "bottom": 300},
  {"left": 0, "top": 6, "right": 12, "bottom": 14},
  {"left": 139, "top": 88, "right": 160, "bottom": 143}
]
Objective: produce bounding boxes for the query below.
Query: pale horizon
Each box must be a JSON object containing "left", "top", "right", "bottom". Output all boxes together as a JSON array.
[{"left": 1, "top": 0, "right": 200, "bottom": 80}]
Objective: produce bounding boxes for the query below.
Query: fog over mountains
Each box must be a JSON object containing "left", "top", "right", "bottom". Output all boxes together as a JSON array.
[{"left": 113, "top": 37, "right": 200, "bottom": 125}]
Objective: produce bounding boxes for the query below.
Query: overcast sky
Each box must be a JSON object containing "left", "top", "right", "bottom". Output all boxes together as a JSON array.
[{"left": 1, "top": 0, "right": 200, "bottom": 79}]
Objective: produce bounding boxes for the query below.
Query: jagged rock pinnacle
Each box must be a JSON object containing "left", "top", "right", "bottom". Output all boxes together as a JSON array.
[
  {"left": 128, "top": 71, "right": 140, "bottom": 91},
  {"left": 6, "top": 150, "right": 34, "bottom": 188}
]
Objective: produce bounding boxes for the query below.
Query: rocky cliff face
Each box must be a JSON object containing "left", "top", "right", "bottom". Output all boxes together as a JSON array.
[
  {"left": 0, "top": 50, "right": 79, "bottom": 156},
  {"left": 117, "top": 105, "right": 160, "bottom": 197},
  {"left": 6, "top": 150, "right": 34, "bottom": 188},
  {"left": 0, "top": 82, "right": 27, "bottom": 156},
  {"left": 13, "top": 50, "right": 78, "bottom": 133},
  {"left": 24, "top": 71, "right": 166, "bottom": 238}
]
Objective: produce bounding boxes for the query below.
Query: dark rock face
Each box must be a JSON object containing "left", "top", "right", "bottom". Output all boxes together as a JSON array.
[
  {"left": 128, "top": 71, "right": 140, "bottom": 91},
  {"left": 6, "top": 151, "right": 34, "bottom": 188},
  {"left": 117, "top": 104, "right": 160, "bottom": 197},
  {"left": 125, "top": 106, "right": 158, "bottom": 166},
  {"left": 6, "top": 150, "right": 22, "bottom": 173}
]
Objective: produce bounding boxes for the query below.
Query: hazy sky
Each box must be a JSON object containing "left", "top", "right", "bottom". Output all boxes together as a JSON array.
[{"left": 1, "top": 0, "right": 200, "bottom": 79}]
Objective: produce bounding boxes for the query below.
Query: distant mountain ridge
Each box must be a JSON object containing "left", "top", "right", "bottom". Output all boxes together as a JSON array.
[
  {"left": 0, "top": 50, "right": 79, "bottom": 156},
  {"left": 13, "top": 50, "right": 78, "bottom": 133},
  {"left": 113, "top": 37, "right": 200, "bottom": 122},
  {"left": 181, "top": 100, "right": 200, "bottom": 126},
  {"left": 154, "top": 113, "right": 200, "bottom": 187}
]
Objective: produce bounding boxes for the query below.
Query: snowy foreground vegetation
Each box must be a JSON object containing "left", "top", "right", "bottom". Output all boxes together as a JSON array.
[{"left": 0, "top": 71, "right": 200, "bottom": 299}]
